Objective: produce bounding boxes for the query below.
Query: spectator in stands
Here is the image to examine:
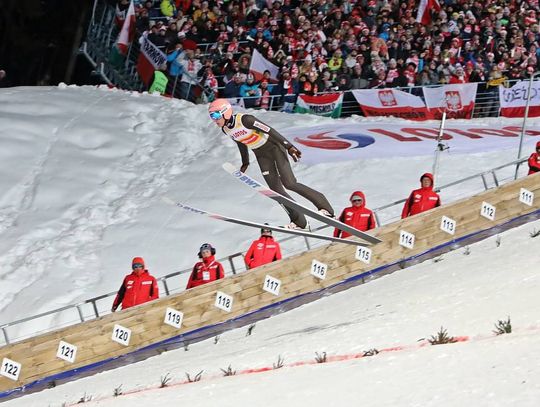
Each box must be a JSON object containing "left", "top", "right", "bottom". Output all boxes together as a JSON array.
[
  {"left": 149, "top": 64, "right": 169, "bottom": 95},
  {"left": 240, "top": 74, "right": 261, "bottom": 108},
  {"left": 244, "top": 226, "right": 282, "bottom": 270},
  {"left": 334, "top": 191, "right": 377, "bottom": 239},
  {"left": 528, "top": 142, "right": 540, "bottom": 175},
  {"left": 166, "top": 43, "right": 185, "bottom": 80},
  {"left": 179, "top": 49, "right": 202, "bottom": 102},
  {"left": 160, "top": 0, "right": 177, "bottom": 18},
  {"left": 224, "top": 72, "right": 243, "bottom": 98},
  {"left": 401, "top": 173, "right": 441, "bottom": 219},
  {"left": 186, "top": 243, "right": 225, "bottom": 289},
  {"left": 111, "top": 257, "right": 159, "bottom": 312},
  {"left": 0, "top": 70, "right": 9, "bottom": 88}
]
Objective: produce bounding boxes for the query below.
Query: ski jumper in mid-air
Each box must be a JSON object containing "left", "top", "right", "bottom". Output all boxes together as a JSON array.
[{"left": 208, "top": 98, "right": 334, "bottom": 229}]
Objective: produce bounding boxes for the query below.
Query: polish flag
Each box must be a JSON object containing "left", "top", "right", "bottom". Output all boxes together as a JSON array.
[{"left": 416, "top": 0, "right": 441, "bottom": 25}]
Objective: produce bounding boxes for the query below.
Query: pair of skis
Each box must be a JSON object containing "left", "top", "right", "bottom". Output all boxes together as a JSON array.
[{"left": 165, "top": 163, "right": 381, "bottom": 246}]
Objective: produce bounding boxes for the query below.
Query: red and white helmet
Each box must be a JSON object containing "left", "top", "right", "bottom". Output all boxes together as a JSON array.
[{"left": 208, "top": 98, "right": 233, "bottom": 122}]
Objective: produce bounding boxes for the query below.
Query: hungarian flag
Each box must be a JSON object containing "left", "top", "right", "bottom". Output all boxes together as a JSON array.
[
  {"left": 116, "top": 0, "right": 136, "bottom": 55},
  {"left": 110, "top": 1, "right": 136, "bottom": 67},
  {"left": 249, "top": 49, "right": 279, "bottom": 82},
  {"left": 294, "top": 93, "right": 343, "bottom": 118},
  {"left": 416, "top": 0, "right": 441, "bottom": 25}
]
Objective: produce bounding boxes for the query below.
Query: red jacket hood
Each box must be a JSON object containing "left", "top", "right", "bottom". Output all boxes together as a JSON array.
[
  {"left": 536, "top": 141, "right": 540, "bottom": 149},
  {"left": 349, "top": 190, "right": 366, "bottom": 207},
  {"left": 419, "top": 173, "right": 434, "bottom": 190}
]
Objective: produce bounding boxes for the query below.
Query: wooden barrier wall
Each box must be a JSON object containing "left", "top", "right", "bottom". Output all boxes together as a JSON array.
[{"left": 1, "top": 173, "right": 539, "bottom": 399}]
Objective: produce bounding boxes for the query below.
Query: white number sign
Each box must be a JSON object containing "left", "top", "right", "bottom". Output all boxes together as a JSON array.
[
  {"left": 215, "top": 291, "right": 233, "bottom": 312},
  {"left": 164, "top": 307, "right": 184, "bottom": 329},
  {"left": 519, "top": 188, "right": 534, "bottom": 206},
  {"left": 311, "top": 259, "right": 328, "bottom": 280},
  {"left": 263, "top": 275, "right": 281, "bottom": 296},
  {"left": 112, "top": 324, "right": 131, "bottom": 346},
  {"left": 355, "top": 246, "right": 372, "bottom": 264},
  {"left": 399, "top": 230, "right": 415, "bottom": 249},
  {"left": 56, "top": 340, "right": 77, "bottom": 363},
  {"left": 440, "top": 216, "right": 457, "bottom": 235},
  {"left": 480, "top": 202, "right": 496, "bottom": 221},
  {"left": 1, "top": 358, "right": 21, "bottom": 381}
]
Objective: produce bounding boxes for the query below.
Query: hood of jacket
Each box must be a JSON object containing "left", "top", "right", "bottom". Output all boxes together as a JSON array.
[{"left": 349, "top": 190, "right": 366, "bottom": 207}]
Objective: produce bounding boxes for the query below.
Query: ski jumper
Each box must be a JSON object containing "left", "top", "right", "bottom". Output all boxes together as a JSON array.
[{"left": 222, "top": 113, "right": 333, "bottom": 228}]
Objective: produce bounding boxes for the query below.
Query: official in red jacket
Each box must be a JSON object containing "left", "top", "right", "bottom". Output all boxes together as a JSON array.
[
  {"left": 111, "top": 257, "right": 159, "bottom": 312},
  {"left": 245, "top": 226, "right": 282, "bottom": 269},
  {"left": 186, "top": 243, "right": 225, "bottom": 289},
  {"left": 401, "top": 173, "right": 441, "bottom": 219},
  {"left": 333, "top": 191, "right": 377, "bottom": 238},
  {"left": 528, "top": 141, "right": 540, "bottom": 175}
]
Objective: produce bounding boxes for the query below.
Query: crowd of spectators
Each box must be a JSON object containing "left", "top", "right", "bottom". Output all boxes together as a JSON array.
[{"left": 118, "top": 0, "right": 540, "bottom": 103}]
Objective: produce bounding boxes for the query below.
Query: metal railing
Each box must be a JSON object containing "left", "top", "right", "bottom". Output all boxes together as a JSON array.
[{"left": 0, "top": 156, "right": 530, "bottom": 347}]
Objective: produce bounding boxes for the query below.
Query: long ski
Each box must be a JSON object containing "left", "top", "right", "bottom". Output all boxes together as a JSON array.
[
  {"left": 222, "top": 162, "right": 382, "bottom": 245},
  {"left": 163, "top": 198, "right": 367, "bottom": 246}
]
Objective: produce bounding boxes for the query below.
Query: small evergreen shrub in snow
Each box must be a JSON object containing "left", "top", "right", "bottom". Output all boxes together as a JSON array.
[
  {"left": 530, "top": 229, "right": 540, "bottom": 238},
  {"left": 463, "top": 246, "right": 471, "bottom": 255},
  {"left": 362, "top": 349, "right": 380, "bottom": 357},
  {"left": 160, "top": 373, "right": 172, "bottom": 388},
  {"left": 493, "top": 317, "right": 512, "bottom": 335},
  {"left": 186, "top": 370, "right": 203, "bottom": 382},
  {"left": 246, "top": 323, "right": 256, "bottom": 336},
  {"left": 315, "top": 352, "right": 327, "bottom": 363},
  {"left": 273, "top": 355, "right": 284, "bottom": 369},
  {"left": 77, "top": 393, "right": 92, "bottom": 403},
  {"left": 221, "top": 365, "right": 236, "bottom": 376},
  {"left": 214, "top": 335, "right": 220, "bottom": 344},
  {"left": 428, "top": 327, "right": 457, "bottom": 345},
  {"left": 113, "top": 385, "right": 122, "bottom": 397}
]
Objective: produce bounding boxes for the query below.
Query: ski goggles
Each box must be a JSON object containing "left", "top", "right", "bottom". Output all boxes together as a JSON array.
[
  {"left": 261, "top": 228, "right": 272, "bottom": 234},
  {"left": 132, "top": 263, "right": 144, "bottom": 269},
  {"left": 209, "top": 110, "right": 225, "bottom": 121}
]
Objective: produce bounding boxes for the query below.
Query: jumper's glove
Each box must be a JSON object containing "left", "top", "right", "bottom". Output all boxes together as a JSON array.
[
  {"left": 287, "top": 146, "right": 302, "bottom": 162},
  {"left": 240, "top": 163, "right": 249, "bottom": 173}
]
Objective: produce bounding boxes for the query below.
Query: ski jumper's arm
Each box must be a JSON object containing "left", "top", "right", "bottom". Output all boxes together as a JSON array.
[{"left": 236, "top": 141, "right": 250, "bottom": 168}]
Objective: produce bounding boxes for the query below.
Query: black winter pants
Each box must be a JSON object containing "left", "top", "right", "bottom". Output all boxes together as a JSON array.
[{"left": 254, "top": 143, "right": 333, "bottom": 228}]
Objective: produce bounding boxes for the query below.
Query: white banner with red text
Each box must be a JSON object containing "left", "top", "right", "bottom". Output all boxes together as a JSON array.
[
  {"left": 281, "top": 120, "right": 540, "bottom": 164},
  {"left": 423, "top": 83, "right": 478, "bottom": 119},
  {"left": 351, "top": 89, "right": 430, "bottom": 121},
  {"left": 499, "top": 80, "right": 540, "bottom": 118}
]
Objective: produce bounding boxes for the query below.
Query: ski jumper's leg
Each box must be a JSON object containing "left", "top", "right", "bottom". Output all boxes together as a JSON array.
[
  {"left": 273, "top": 145, "right": 335, "bottom": 216},
  {"left": 254, "top": 148, "right": 308, "bottom": 228}
]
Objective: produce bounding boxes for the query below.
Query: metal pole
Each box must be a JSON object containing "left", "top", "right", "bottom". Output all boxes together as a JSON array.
[
  {"left": 514, "top": 71, "right": 539, "bottom": 179},
  {"left": 432, "top": 109, "right": 447, "bottom": 181},
  {"left": 2, "top": 327, "right": 9, "bottom": 345}
]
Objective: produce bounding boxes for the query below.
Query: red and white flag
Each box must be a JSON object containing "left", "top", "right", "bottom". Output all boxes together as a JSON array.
[
  {"left": 499, "top": 80, "right": 540, "bottom": 118},
  {"left": 423, "top": 84, "right": 478, "bottom": 119},
  {"left": 416, "top": 0, "right": 441, "bottom": 25},
  {"left": 249, "top": 49, "right": 279, "bottom": 82},
  {"left": 351, "top": 89, "right": 431, "bottom": 121},
  {"left": 116, "top": 0, "right": 136, "bottom": 55}
]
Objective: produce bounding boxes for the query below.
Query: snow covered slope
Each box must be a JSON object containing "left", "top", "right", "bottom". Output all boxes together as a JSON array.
[
  {"left": 4, "top": 218, "right": 540, "bottom": 407},
  {"left": 0, "top": 85, "right": 537, "bottom": 339}
]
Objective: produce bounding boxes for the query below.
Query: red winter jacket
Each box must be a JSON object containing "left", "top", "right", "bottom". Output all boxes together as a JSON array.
[
  {"left": 186, "top": 255, "right": 225, "bottom": 289},
  {"left": 333, "top": 191, "right": 377, "bottom": 238},
  {"left": 401, "top": 173, "right": 441, "bottom": 219},
  {"left": 112, "top": 270, "right": 159, "bottom": 311},
  {"left": 528, "top": 142, "right": 540, "bottom": 175},
  {"left": 245, "top": 236, "right": 282, "bottom": 269}
]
